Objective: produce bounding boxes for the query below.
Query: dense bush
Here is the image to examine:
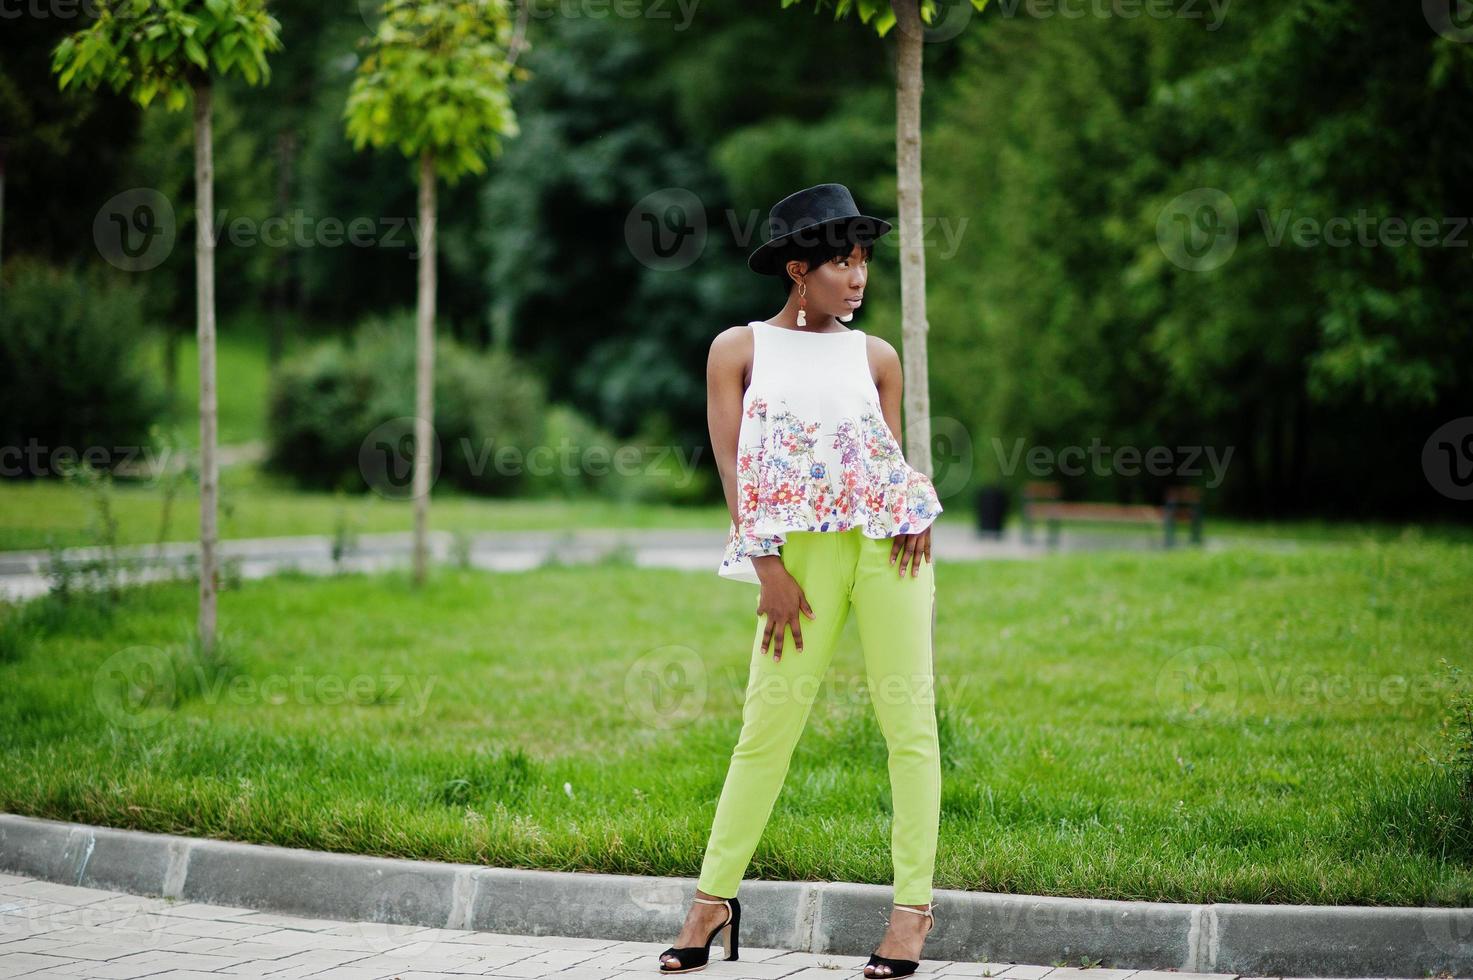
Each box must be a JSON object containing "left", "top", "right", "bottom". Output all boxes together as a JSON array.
[
  {"left": 0, "top": 258, "right": 168, "bottom": 479},
  {"left": 265, "top": 312, "right": 549, "bottom": 495}
]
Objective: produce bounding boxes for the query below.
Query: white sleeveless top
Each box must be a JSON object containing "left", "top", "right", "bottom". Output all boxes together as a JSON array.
[{"left": 718, "top": 320, "right": 944, "bottom": 584}]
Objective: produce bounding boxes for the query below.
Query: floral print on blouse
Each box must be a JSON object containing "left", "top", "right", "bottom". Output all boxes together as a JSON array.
[{"left": 720, "top": 394, "right": 943, "bottom": 582}]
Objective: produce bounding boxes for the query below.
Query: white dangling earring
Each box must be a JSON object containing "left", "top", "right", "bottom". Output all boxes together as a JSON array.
[{"left": 796, "top": 280, "right": 808, "bottom": 327}]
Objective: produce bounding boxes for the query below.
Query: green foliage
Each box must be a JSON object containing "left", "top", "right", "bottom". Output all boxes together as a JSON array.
[
  {"left": 520, "top": 404, "right": 622, "bottom": 499},
  {"left": 48, "top": 458, "right": 124, "bottom": 602},
  {"left": 924, "top": 2, "right": 1473, "bottom": 516},
  {"left": 782, "top": 0, "right": 992, "bottom": 37},
  {"left": 0, "top": 258, "right": 168, "bottom": 467},
  {"left": 344, "top": 0, "right": 523, "bottom": 181},
  {"left": 51, "top": 0, "right": 283, "bottom": 109},
  {"left": 1438, "top": 660, "right": 1473, "bottom": 808},
  {"left": 264, "top": 311, "right": 547, "bottom": 495}
]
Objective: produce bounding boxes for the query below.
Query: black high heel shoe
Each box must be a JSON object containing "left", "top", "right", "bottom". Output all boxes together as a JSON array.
[
  {"left": 862, "top": 901, "right": 937, "bottom": 979},
  {"left": 658, "top": 894, "right": 740, "bottom": 974}
]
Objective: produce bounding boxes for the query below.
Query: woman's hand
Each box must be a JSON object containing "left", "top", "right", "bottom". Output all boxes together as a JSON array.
[
  {"left": 889, "top": 527, "right": 933, "bottom": 578},
  {"left": 753, "top": 556, "right": 814, "bottom": 663}
]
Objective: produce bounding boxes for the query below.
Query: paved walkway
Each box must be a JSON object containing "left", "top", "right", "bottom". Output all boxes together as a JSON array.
[
  {"left": 0, "top": 524, "right": 1298, "bottom": 603},
  {"left": 0, "top": 872, "right": 1284, "bottom": 980}
]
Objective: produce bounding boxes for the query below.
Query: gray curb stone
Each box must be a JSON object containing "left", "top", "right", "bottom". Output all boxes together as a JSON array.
[{"left": 1, "top": 813, "right": 1467, "bottom": 977}]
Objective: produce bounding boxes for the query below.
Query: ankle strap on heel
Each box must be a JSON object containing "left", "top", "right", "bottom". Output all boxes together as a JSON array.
[
  {"left": 893, "top": 902, "right": 937, "bottom": 917},
  {"left": 693, "top": 897, "right": 731, "bottom": 905}
]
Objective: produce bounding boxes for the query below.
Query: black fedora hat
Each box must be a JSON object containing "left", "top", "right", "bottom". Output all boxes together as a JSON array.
[{"left": 747, "top": 182, "right": 892, "bottom": 276}]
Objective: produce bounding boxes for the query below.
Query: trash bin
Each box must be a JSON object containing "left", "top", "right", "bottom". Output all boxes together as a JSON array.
[{"left": 975, "top": 484, "right": 1008, "bottom": 537}]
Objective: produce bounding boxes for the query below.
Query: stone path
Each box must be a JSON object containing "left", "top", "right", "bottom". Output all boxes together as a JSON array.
[{"left": 0, "top": 871, "right": 1404, "bottom": 980}]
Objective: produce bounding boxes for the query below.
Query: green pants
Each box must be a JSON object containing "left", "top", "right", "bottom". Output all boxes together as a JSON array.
[{"left": 696, "top": 526, "right": 941, "bottom": 905}]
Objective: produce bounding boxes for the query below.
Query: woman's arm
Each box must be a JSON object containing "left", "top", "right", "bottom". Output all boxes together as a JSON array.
[
  {"left": 706, "top": 327, "right": 750, "bottom": 526},
  {"left": 867, "top": 334, "right": 906, "bottom": 445},
  {"left": 708, "top": 325, "right": 807, "bottom": 642}
]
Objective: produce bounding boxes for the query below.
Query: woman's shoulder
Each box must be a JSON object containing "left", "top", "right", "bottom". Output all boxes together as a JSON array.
[
  {"left": 861, "top": 331, "right": 900, "bottom": 361},
  {"left": 711, "top": 322, "right": 758, "bottom": 346}
]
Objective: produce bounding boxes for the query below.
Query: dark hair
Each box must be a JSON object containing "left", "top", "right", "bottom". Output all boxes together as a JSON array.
[{"left": 770, "top": 224, "right": 876, "bottom": 297}]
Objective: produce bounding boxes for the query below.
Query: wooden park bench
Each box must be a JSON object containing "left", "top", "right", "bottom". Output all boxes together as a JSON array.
[{"left": 1020, "top": 481, "right": 1203, "bottom": 547}]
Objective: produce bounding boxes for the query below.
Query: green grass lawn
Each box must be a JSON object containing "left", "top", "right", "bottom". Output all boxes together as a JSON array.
[
  {"left": 156, "top": 311, "right": 283, "bottom": 447},
  {"left": 2, "top": 540, "right": 1470, "bottom": 906},
  {"left": 167, "top": 332, "right": 271, "bottom": 447},
  {"left": 0, "top": 465, "right": 725, "bottom": 551}
]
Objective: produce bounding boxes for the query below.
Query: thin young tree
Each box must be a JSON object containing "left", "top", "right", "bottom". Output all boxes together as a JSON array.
[
  {"left": 779, "top": 0, "right": 990, "bottom": 476},
  {"left": 344, "top": 0, "right": 524, "bottom": 586},
  {"left": 52, "top": 0, "right": 282, "bottom": 653}
]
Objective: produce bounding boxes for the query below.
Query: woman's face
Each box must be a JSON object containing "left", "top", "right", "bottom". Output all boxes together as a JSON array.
[{"left": 792, "top": 243, "right": 869, "bottom": 317}]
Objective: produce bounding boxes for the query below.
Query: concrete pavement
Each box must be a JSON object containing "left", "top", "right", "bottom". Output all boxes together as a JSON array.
[{"left": 0, "top": 869, "right": 1290, "bottom": 980}]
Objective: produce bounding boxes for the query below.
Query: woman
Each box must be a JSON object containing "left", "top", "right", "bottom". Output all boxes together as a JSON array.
[{"left": 658, "top": 184, "right": 945, "bottom": 978}]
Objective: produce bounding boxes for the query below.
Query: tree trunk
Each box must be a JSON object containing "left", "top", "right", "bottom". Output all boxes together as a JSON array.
[
  {"left": 412, "top": 148, "right": 438, "bottom": 586},
  {"left": 891, "top": 0, "right": 935, "bottom": 476},
  {"left": 194, "top": 80, "right": 219, "bottom": 652}
]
